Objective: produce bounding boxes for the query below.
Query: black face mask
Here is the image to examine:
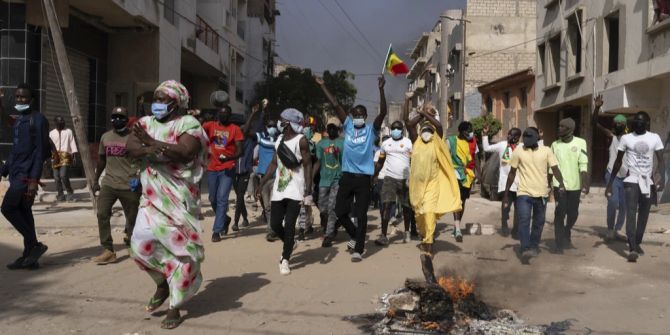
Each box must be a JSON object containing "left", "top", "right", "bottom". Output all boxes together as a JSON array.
[
  {"left": 613, "top": 124, "right": 626, "bottom": 135},
  {"left": 632, "top": 120, "right": 647, "bottom": 134},
  {"left": 219, "top": 114, "right": 230, "bottom": 125},
  {"left": 327, "top": 125, "right": 339, "bottom": 139},
  {"left": 111, "top": 118, "right": 128, "bottom": 131},
  {"left": 56, "top": 122, "right": 65, "bottom": 130}
]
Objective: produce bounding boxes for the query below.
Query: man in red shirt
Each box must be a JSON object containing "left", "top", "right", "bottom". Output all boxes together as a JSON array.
[{"left": 203, "top": 105, "right": 244, "bottom": 242}]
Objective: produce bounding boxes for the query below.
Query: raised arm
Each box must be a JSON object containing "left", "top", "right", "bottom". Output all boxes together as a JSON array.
[
  {"left": 373, "top": 76, "right": 387, "bottom": 131},
  {"left": 592, "top": 94, "right": 613, "bottom": 138},
  {"left": 419, "top": 109, "right": 443, "bottom": 138},
  {"left": 242, "top": 104, "right": 261, "bottom": 138},
  {"left": 315, "top": 76, "right": 347, "bottom": 123}
]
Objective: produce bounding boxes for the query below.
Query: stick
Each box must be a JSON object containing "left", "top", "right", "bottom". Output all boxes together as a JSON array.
[{"left": 381, "top": 43, "right": 392, "bottom": 76}]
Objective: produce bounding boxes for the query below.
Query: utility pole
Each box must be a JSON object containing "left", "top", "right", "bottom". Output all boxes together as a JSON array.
[{"left": 42, "top": 0, "right": 97, "bottom": 212}]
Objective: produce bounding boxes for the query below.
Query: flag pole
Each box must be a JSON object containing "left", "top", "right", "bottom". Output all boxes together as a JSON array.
[{"left": 381, "top": 43, "right": 392, "bottom": 76}]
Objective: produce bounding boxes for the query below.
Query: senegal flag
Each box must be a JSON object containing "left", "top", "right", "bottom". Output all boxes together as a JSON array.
[{"left": 384, "top": 46, "right": 410, "bottom": 76}]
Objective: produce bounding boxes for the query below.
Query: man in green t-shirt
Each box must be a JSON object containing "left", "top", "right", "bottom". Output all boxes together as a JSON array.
[
  {"left": 550, "top": 117, "right": 589, "bottom": 253},
  {"left": 91, "top": 107, "right": 141, "bottom": 264},
  {"left": 315, "top": 117, "right": 344, "bottom": 247}
]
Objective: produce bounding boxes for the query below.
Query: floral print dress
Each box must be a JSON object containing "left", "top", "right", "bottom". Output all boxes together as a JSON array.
[{"left": 130, "top": 115, "right": 208, "bottom": 309}]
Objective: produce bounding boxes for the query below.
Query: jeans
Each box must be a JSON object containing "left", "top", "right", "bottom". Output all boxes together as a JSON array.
[
  {"left": 553, "top": 189, "right": 581, "bottom": 248},
  {"left": 605, "top": 172, "right": 626, "bottom": 231},
  {"left": 233, "top": 172, "right": 251, "bottom": 225},
  {"left": 270, "top": 199, "right": 301, "bottom": 261},
  {"left": 334, "top": 172, "right": 372, "bottom": 254},
  {"left": 318, "top": 184, "right": 339, "bottom": 236},
  {"left": 515, "top": 195, "right": 547, "bottom": 251},
  {"left": 500, "top": 191, "right": 518, "bottom": 230},
  {"left": 208, "top": 169, "right": 236, "bottom": 233},
  {"left": 624, "top": 183, "right": 652, "bottom": 252},
  {"left": 53, "top": 165, "right": 73, "bottom": 196},
  {"left": 1, "top": 183, "right": 38, "bottom": 255},
  {"left": 96, "top": 185, "right": 141, "bottom": 251}
]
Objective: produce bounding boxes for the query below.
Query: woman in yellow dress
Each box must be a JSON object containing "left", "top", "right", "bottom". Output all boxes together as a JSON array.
[{"left": 404, "top": 99, "right": 462, "bottom": 283}]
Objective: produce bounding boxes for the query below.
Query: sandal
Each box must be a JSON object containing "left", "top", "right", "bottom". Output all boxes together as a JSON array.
[
  {"left": 161, "top": 309, "right": 182, "bottom": 329},
  {"left": 145, "top": 289, "right": 169, "bottom": 312}
]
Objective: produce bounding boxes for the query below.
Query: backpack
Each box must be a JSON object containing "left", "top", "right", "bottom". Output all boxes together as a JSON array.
[{"left": 28, "top": 112, "right": 53, "bottom": 163}]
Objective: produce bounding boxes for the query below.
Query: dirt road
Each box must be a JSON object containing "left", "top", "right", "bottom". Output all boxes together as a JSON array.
[{"left": 1, "top": 190, "right": 669, "bottom": 334}]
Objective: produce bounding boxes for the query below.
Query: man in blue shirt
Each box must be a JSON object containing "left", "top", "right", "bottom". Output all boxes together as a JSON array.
[
  {"left": 256, "top": 117, "right": 279, "bottom": 241},
  {"left": 316, "top": 76, "right": 387, "bottom": 262},
  {"left": 0, "top": 83, "right": 50, "bottom": 270}
]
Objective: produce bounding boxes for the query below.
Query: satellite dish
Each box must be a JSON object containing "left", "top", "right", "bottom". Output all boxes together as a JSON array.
[{"left": 210, "top": 90, "right": 229, "bottom": 107}]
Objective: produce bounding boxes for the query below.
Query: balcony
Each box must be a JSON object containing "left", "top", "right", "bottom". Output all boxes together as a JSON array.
[
  {"left": 196, "top": 15, "right": 220, "bottom": 53},
  {"left": 237, "top": 20, "right": 246, "bottom": 40},
  {"left": 410, "top": 79, "right": 426, "bottom": 93},
  {"left": 407, "top": 56, "right": 427, "bottom": 79},
  {"left": 410, "top": 33, "right": 430, "bottom": 59}
]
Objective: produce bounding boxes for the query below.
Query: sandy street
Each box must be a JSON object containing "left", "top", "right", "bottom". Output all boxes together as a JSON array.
[{"left": 1, "top": 190, "right": 669, "bottom": 335}]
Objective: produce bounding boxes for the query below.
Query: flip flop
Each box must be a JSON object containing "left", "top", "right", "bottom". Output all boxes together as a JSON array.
[
  {"left": 160, "top": 316, "right": 182, "bottom": 329},
  {"left": 146, "top": 294, "right": 168, "bottom": 312}
]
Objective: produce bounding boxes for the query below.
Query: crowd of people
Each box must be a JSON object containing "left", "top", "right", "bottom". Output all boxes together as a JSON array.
[{"left": 0, "top": 78, "right": 666, "bottom": 328}]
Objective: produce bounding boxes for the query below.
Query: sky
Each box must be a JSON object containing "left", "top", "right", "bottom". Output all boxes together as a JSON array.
[{"left": 275, "top": 0, "right": 466, "bottom": 113}]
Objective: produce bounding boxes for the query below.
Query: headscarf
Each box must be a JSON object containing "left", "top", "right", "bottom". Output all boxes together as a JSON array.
[
  {"left": 558, "top": 117, "right": 575, "bottom": 138},
  {"left": 155, "top": 80, "right": 190, "bottom": 108},
  {"left": 280, "top": 108, "right": 304, "bottom": 133}
]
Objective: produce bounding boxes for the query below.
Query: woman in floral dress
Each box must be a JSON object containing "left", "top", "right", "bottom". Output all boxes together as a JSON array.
[{"left": 127, "top": 80, "right": 208, "bottom": 329}]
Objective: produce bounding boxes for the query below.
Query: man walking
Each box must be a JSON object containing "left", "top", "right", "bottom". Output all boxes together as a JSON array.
[
  {"left": 316, "top": 76, "right": 387, "bottom": 262},
  {"left": 482, "top": 126, "right": 522, "bottom": 237},
  {"left": 607, "top": 111, "right": 665, "bottom": 262},
  {"left": 447, "top": 121, "right": 479, "bottom": 242},
  {"left": 593, "top": 95, "right": 628, "bottom": 241},
  {"left": 0, "top": 84, "right": 50, "bottom": 269},
  {"left": 550, "top": 118, "right": 589, "bottom": 252},
  {"left": 297, "top": 117, "right": 318, "bottom": 240},
  {"left": 203, "top": 105, "right": 244, "bottom": 242},
  {"left": 256, "top": 117, "right": 279, "bottom": 241},
  {"left": 232, "top": 105, "right": 262, "bottom": 231},
  {"left": 91, "top": 107, "right": 141, "bottom": 264},
  {"left": 504, "top": 128, "right": 566, "bottom": 262},
  {"left": 374, "top": 120, "right": 413, "bottom": 246},
  {"left": 50, "top": 116, "right": 78, "bottom": 202},
  {"left": 316, "top": 117, "right": 344, "bottom": 247}
]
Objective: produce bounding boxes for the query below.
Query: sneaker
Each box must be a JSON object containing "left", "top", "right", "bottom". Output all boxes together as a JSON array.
[
  {"left": 56, "top": 194, "right": 66, "bottom": 202},
  {"left": 6, "top": 257, "right": 26, "bottom": 270},
  {"left": 321, "top": 236, "right": 334, "bottom": 248},
  {"left": 627, "top": 251, "right": 639, "bottom": 262},
  {"left": 501, "top": 225, "right": 510, "bottom": 237},
  {"left": 222, "top": 216, "right": 231, "bottom": 235},
  {"left": 605, "top": 230, "right": 616, "bottom": 242},
  {"left": 279, "top": 258, "right": 291, "bottom": 275},
  {"left": 297, "top": 228, "right": 305, "bottom": 241},
  {"left": 635, "top": 246, "right": 645, "bottom": 256},
  {"left": 454, "top": 229, "right": 463, "bottom": 243},
  {"left": 529, "top": 248, "right": 540, "bottom": 257},
  {"left": 241, "top": 219, "right": 250, "bottom": 228},
  {"left": 615, "top": 232, "right": 627, "bottom": 242},
  {"left": 374, "top": 235, "right": 389, "bottom": 246},
  {"left": 211, "top": 233, "right": 222, "bottom": 243},
  {"left": 92, "top": 249, "right": 117, "bottom": 264},
  {"left": 403, "top": 231, "right": 410, "bottom": 243},
  {"left": 346, "top": 239, "right": 356, "bottom": 251},
  {"left": 266, "top": 232, "right": 279, "bottom": 242},
  {"left": 521, "top": 250, "right": 534, "bottom": 262},
  {"left": 22, "top": 243, "right": 48, "bottom": 267},
  {"left": 351, "top": 252, "right": 363, "bottom": 262},
  {"left": 66, "top": 194, "right": 76, "bottom": 202},
  {"left": 231, "top": 224, "right": 239, "bottom": 232}
]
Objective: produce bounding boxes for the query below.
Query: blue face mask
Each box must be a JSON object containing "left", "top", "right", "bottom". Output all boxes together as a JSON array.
[
  {"left": 15, "top": 104, "right": 30, "bottom": 112},
  {"left": 151, "top": 102, "right": 172, "bottom": 120},
  {"left": 267, "top": 126, "right": 278, "bottom": 136},
  {"left": 303, "top": 127, "right": 313, "bottom": 139},
  {"left": 391, "top": 129, "right": 403, "bottom": 140}
]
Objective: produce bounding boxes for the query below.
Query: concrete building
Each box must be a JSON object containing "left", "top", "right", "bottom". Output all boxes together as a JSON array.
[
  {"left": 535, "top": 0, "right": 670, "bottom": 183},
  {"left": 478, "top": 68, "right": 535, "bottom": 141},
  {"left": 406, "top": 0, "right": 535, "bottom": 132},
  {"left": 0, "top": 0, "right": 277, "bottom": 155}
]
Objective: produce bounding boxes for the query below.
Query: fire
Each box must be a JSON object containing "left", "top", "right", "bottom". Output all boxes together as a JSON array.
[{"left": 438, "top": 276, "right": 475, "bottom": 301}]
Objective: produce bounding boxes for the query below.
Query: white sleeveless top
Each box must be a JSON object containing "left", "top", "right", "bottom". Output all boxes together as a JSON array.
[{"left": 271, "top": 134, "right": 305, "bottom": 202}]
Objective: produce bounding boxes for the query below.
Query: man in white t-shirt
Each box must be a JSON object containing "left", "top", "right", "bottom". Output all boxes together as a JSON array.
[
  {"left": 482, "top": 126, "right": 521, "bottom": 237},
  {"left": 49, "top": 116, "right": 78, "bottom": 202},
  {"left": 607, "top": 111, "right": 665, "bottom": 263},
  {"left": 374, "top": 121, "right": 413, "bottom": 245}
]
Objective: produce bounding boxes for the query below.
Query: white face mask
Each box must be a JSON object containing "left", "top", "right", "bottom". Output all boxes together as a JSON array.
[
  {"left": 352, "top": 118, "right": 365, "bottom": 127},
  {"left": 421, "top": 131, "right": 433, "bottom": 142},
  {"left": 466, "top": 132, "right": 474, "bottom": 140}
]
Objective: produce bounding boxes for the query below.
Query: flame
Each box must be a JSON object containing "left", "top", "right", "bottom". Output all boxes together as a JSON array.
[{"left": 438, "top": 276, "right": 475, "bottom": 301}]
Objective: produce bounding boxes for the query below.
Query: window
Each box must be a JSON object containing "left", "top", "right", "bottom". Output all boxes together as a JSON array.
[
  {"left": 605, "top": 12, "right": 620, "bottom": 73},
  {"left": 164, "top": 0, "right": 176, "bottom": 25},
  {"left": 548, "top": 35, "right": 561, "bottom": 85},
  {"left": 485, "top": 96, "right": 493, "bottom": 114},
  {"left": 503, "top": 92, "right": 510, "bottom": 109},
  {"left": 567, "top": 10, "right": 583, "bottom": 76},
  {"left": 538, "top": 43, "right": 546, "bottom": 76},
  {"left": 520, "top": 87, "right": 528, "bottom": 109}
]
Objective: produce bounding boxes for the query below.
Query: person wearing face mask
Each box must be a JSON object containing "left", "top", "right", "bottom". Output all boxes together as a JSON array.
[
  {"left": 315, "top": 117, "right": 345, "bottom": 247},
  {"left": 315, "top": 75, "right": 387, "bottom": 262},
  {"left": 202, "top": 105, "right": 244, "bottom": 242},
  {"left": 232, "top": 104, "right": 263, "bottom": 232},
  {"left": 482, "top": 126, "right": 522, "bottom": 237},
  {"left": 374, "top": 120, "right": 413, "bottom": 246},
  {"left": 447, "top": 121, "right": 479, "bottom": 242},
  {"left": 49, "top": 116, "right": 79, "bottom": 202},
  {"left": 256, "top": 108, "right": 312, "bottom": 275},
  {"left": 91, "top": 107, "right": 141, "bottom": 264},
  {"left": 256, "top": 117, "right": 280, "bottom": 241},
  {"left": 504, "top": 128, "right": 565, "bottom": 263},
  {"left": 592, "top": 95, "right": 628, "bottom": 242},
  {"left": 0, "top": 83, "right": 50, "bottom": 270},
  {"left": 549, "top": 117, "right": 589, "bottom": 253},
  {"left": 297, "top": 116, "right": 318, "bottom": 240},
  {"left": 607, "top": 111, "right": 665, "bottom": 262},
  {"left": 405, "top": 105, "right": 461, "bottom": 283}
]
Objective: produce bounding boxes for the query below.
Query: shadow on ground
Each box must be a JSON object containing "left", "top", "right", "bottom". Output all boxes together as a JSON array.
[{"left": 185, "top": 272, "right": 270, "bottom": 319}]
